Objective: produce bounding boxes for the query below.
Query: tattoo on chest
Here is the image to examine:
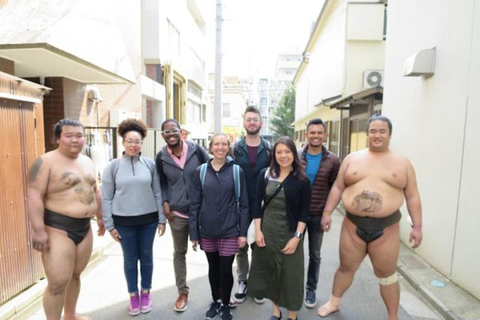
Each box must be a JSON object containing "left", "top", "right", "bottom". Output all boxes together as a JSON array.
[
  {"left": 61, "top": 171, "right": 95, "bottom": 205},
  {"left": 74, "top": 185, "right": 95, "bottom": 204},
  {"left": 61, "top": 172, "right": 82, "bottom": 186},
  {"left": 352, "top": 190, "right": 382, "bottom": 213}
]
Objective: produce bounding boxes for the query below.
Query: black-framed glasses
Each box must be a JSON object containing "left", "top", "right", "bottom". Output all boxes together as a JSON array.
[{"left": 161, "top": 129, "right": 181, "bottom": 135}]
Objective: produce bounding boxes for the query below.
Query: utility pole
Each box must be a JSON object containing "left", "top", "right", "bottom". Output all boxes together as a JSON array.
[{"left": 214, "top": 0, "right": 222, "bottom": 133}]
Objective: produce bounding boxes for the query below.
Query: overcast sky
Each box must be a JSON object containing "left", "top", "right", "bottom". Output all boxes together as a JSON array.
[{"left": 207, "top": 0, "right": 325, "bottom": 78}]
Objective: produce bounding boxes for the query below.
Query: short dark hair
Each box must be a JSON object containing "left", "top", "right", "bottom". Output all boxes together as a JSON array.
[
  {"left": 243, "top": 106, "right": 261, "bottom": 117},
  {"left": 161, "top": 118, "right": 181, "bottom": 131},
  {"left": 53, "top": 118, "right": 84, "bottom": 140},
  {"left": 118, "top": 118, "right": 148, "bottom": 139},
  {"left": 367, "top": 115, "right": 392, "bottom": 135},
  {"left": 306, "top": 118, "right": 326, "bottom": 131}
]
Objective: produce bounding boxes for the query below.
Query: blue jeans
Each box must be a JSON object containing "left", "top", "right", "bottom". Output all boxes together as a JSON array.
[
  {"left": 116, "top": 221, "right": 157, "bottom": 293},
  {"left": 306, "top": 215, "right": 324, "bottom": 291}
]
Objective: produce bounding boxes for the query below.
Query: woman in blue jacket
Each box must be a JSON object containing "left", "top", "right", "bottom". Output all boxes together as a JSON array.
[{"left": 189, "top": 133, "right": 249, "bottom": 320}]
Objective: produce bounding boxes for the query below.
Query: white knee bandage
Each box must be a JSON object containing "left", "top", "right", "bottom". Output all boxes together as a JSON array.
[{"left": 378, "top": 272, "right": 398, "bottom": 285}]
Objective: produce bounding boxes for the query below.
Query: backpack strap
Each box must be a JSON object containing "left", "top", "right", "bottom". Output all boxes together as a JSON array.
[
  {"left": 110, "top": 158, "right": 121, "bottom": 194},
  {"left": 195, "top": 144, "right": 207, "bottom": 164},
  {"left": 262, "top": 139, "right": 272, "bottom": 162},
  {"left": 156, "top": 151, "right": 163, "bottom": 175},
  {"left": 200, "top": 163, "right": 208, "bottom": 192},
  {"left": 233, "top": 164, "right": 240, "bottom": 202}
]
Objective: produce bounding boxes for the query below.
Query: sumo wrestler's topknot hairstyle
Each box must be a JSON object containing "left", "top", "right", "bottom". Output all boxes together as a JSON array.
[{"left": 117, "top": 118, "right": 148, "bottom": 139}]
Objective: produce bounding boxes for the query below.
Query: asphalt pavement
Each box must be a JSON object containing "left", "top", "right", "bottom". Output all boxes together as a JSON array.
[{"left": 2, "top": 208, "right": 479, "bottom": 320}]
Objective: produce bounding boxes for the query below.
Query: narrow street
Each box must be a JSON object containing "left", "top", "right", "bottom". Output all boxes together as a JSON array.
[{"left": 13, "top": 210, "right": 442, "bottom": 320}]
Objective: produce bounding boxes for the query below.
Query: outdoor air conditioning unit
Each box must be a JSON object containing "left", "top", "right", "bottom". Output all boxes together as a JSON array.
[{"left": 363, "top": 70, "right": 384, "bottom": 89}]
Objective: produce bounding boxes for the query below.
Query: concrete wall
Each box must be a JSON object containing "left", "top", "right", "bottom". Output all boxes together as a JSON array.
[{"left": 382, "top": 0, "right": 480, "bottom": 299}]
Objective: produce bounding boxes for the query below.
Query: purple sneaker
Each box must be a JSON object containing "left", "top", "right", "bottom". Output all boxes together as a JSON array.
[
  {"left": 129, "top": 292, "right": 140, "bottom": 316},
  {"left": 140, "top": 290, "right": 152, "bottom": 313}
]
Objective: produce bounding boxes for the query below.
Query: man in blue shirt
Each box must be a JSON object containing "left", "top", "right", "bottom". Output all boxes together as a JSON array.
[{"left": 298, "top": 118, "right": 340, "bottom": 308}]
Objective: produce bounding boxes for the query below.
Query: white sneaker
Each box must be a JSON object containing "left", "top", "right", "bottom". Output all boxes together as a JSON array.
[
  {"left": 233, "top": 281, "right": 247, "bottom": 303},
  {"left": 254, "top": 297, "right": 266, "bottom": 304}
]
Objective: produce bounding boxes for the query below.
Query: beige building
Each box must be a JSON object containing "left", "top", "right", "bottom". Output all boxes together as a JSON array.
[
  {"left": 293, "top": 0, "right": 386, "bottom": 159},
  {"left": 0, "top": 0, "right": 212, "bottom": 304},
  {"left": 143, "top": 0, "right": 212, "bottom": 146},
  {"left": 383, "top": 0, "right": 480, "bottom": 300},
  {"left": 208, "top": 74, "right": 248, "bottom": 142}
]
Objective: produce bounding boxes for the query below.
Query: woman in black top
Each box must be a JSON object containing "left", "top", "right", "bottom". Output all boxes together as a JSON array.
[{"left": 248, "top": 136, "right": 311, "bottom": 320}]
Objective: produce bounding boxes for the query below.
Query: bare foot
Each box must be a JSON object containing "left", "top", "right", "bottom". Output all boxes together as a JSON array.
[{"left": 317, "top": 296, "right": 341, "bottom": 317}]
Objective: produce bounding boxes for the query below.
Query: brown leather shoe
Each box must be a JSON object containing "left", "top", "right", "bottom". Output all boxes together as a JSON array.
[{"left": 174, "top": 293, "right": 188, "bottom": 312}]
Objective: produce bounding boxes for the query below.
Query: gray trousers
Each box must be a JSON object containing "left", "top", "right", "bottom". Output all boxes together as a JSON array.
[
  {"left": 235, "top": 217, "right": 252, "bottom": 282},
  {"left": 169, "top": 216, "right": 190, "bottom": 294},
  {"left": 235, "top": 243, "right": 250, "bottom": 282}
]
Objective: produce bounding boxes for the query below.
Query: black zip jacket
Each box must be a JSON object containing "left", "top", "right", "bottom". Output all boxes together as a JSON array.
[{"left": 188, "top": 159, "right": 249, "bottom": 241}]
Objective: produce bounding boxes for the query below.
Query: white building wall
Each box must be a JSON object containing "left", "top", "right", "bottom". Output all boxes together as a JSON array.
[
  {"left": 295, "top": 1, "right": 346, "bottom": 119},
  {"left": 382, "top": 0, "right": 480, "bottom": 299},
  {"left": 345, "top": 41, "right": 385, "bottom": 93}
]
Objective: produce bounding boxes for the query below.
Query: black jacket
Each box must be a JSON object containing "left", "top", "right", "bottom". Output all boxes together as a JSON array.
[
  {"left": 231, "top": 137, "right": 271, "bottom": 217},
  {"left": 252, "top": 168, "right": 311, "bottom": 232},
  {"left": 188, "top": 159, "right": 249, "bottom": 241}
]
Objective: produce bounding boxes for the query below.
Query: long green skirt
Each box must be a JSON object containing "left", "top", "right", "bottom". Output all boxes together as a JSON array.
[{"left": 247, "top": 180, "right": 304, "bottom": 311}]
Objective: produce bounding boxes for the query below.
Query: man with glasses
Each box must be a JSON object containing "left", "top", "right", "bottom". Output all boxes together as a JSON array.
[
  {"left": 231, "top": 106, "right": 271, "bottom": 304},
  {"left": 298, "top": 118, "right": 340, "bottom": 308},
  {"left": 155, "top": 119, "right": 209, "bottom": 312}
]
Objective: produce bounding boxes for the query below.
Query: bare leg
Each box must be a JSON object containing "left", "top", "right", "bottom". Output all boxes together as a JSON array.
[
  {"left": 42, "top": 227, "right": 76, "bottom": 320},
  {"left": 368, "top": 223, "right": 401, "bottom": 320},
  {"left": 272, "top": 302, "right": 281, "bottom": 318},
  {"left": 287, "top": 310, "right": 298, "bottom": 319},
  {"left": 318, "top": 219, "right": 367, "bottom": 317},
  {"left": 64, "top": 228, "right": 93, "bottom": 320}
]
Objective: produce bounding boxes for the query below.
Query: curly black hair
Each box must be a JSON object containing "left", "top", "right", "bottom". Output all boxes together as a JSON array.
[{"left": 117, "top": 118, "right": 148, "bottom": 139}]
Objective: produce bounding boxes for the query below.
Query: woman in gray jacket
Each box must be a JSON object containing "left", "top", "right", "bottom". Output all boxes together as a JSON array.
[{"left": 101, "top": 119, "right": 166, "bottom": 316}]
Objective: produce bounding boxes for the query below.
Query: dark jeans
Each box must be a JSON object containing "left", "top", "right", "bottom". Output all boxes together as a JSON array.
[
  {"left": 306, "top": 215, "right": 324, "bottom": 291},
  {"left": 116, "top": 221, "right": 157, "bottom": 293}
]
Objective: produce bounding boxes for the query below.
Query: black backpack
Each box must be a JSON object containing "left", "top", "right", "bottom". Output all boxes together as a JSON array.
[{"left": 157, "top": 143, "right": 207, "bottom": 176}]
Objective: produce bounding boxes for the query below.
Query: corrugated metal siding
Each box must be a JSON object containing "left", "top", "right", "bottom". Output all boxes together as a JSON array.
[
  {"left": 23, "top": 102, "right": 45, "bottom": 281},
  {"left": 0, "top": 97, "right": 45, "bottom": 305}
]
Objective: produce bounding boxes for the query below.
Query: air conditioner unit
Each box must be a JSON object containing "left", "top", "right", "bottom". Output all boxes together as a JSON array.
[{"left": 363, "top": 70, "right": 384, "bottom": 89}]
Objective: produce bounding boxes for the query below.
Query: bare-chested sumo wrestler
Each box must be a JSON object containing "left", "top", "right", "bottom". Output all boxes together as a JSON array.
[
  {"left": 27, "top": 118, "right": 105, "bottom": 320},
  {"left": 318, "top": 115, "right": 422, "bottom": 320}
]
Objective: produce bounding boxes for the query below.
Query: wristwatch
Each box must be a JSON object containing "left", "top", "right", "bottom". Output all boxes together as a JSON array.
[{"left": 294, "top": 231, "right": 304, "bottom": 240}]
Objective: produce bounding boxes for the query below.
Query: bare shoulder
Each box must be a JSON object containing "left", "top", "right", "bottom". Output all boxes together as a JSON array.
[
  {"left": 390, "top": 151, "right": 413, "bottom": 166},
  {"left": 78, "top": 153, "right": 94, "bottom": 165},
  {"left": 344, "top": 148, "right": 368, "bottom": 162}
]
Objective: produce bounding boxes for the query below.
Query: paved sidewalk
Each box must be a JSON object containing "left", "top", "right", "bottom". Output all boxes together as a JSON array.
[{"left": 1, "top": 209, "right": 480, "bottom": 320}]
